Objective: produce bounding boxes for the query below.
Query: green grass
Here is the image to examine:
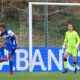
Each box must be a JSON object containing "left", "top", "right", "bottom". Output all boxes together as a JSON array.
[{"left": 0, "top": 72, "right": 80, "bottom": 80}]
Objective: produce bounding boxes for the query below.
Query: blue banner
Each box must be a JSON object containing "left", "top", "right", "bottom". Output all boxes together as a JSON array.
[{"left": 0, "top": 47, "right": 80, "bottom": 72}]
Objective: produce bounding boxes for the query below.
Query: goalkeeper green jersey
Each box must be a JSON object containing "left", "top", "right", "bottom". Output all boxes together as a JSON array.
[{"left": 64, "top": 30, "right": 80, "bottom": 47}]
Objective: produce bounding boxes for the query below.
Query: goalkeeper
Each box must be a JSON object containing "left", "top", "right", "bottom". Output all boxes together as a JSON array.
[{"left": 62, "top": 23, "right": 80, "bottom": 73}]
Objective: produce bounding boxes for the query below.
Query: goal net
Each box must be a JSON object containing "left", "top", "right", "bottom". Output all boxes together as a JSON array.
[{"left": 29, "top": 2, "right": 80, "bottom": 72}]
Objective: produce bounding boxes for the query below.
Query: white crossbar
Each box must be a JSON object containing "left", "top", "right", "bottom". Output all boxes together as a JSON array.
[{"left": 30, "top": 2, "right": 80, "bottom": 6}]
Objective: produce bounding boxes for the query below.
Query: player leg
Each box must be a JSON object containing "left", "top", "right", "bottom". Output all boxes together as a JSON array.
[
  {"left": 63, "top": 48, "right": 70, "bottom": 73},
  {"left": 8, "top": 46, "right": 16, "bottom": 75},
  {"left": 0, "top": 48, "right": 5, "bottom": 58},
  {"left": 6, "top": 40, "right": 16, "bottom": 75},
  {"left": 72, "top": 48, "right": 78, "bottom": 73},
  {"left": 0, "top": 43, "right": 6, "bottom": 62},
  {"left": 73, "top": 57, "right": 77, "bottom": 73},
  {"left": 8, "top": 53, "right": 13, "bottom": 75},
  {"left": 0, "top": 43, "right": 4, "bottom": 47},
  {"left": 63, "top": 52, "right": 69, "bottom": 73}
]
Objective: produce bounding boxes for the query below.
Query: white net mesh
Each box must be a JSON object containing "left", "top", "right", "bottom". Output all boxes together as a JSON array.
[
  {"left": 32, "top": 5, "right": 80, "bottom": 47},
  {"left": 29, "top": 3, "right": 80, "bottom": 72}
]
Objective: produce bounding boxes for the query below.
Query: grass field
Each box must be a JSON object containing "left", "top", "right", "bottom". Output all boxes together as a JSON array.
[{"left": 0, "top": 72, "right": 80, "bottom": 80}]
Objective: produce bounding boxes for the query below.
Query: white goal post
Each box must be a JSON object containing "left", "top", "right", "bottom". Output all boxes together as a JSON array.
[{"left": 28, "top": 2, "right": 80, "bottom": 72}]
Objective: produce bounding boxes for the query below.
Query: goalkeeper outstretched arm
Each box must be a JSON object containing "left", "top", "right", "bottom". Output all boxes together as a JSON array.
[
  {"left": 75, "top": 32, "right": 80, "bottom": 48},
  {"left": 62, "top": 32, "right": 67, "bottom": 49}
]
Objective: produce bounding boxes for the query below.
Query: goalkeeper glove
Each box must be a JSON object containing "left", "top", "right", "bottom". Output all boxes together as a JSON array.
[
  {"left": 75, "top": 42, "right": 79, "bottom": 48},
  {"left": 61, "top": 43, "right": 66, "bottom": 53},
  {"left": 62, "top": 43, "right": 66, "bottom": 49}
]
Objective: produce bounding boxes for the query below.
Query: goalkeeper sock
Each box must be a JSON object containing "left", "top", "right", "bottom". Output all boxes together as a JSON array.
[
  {"left": 64, "top": 59, "right": 67, "bottom": 69},
  {"left": 9, "top": 60, "right": 13, "bottom": 72},
  {"left": 74, "top": 62, "right": 77, "bottom": 69}
]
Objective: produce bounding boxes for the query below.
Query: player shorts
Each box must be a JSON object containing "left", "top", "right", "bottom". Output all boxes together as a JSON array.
[
  {"left": 66, "top": 47, "right": 78, "bottom": 57},
  {"left": 3, "top": 41, "right": 16, "bottom": 55}
]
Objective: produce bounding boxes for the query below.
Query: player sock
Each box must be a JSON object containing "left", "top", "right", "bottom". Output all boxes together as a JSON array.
[
  {"left": 64, "top": 59, "right": 67, "bottom": 69},
  {"left": 9, "top": 60, "right": 13, "bottom": 72},
  {"left": 74, "top": 62, "right": 77, "bottom": 73},
  {"left": 74, "top": 62, "right": 77, "bottom": 69}
]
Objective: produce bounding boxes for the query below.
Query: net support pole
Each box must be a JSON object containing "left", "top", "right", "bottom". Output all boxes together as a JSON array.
[
  {"left": 2, "top": 0, "right": 3, "bottom": 17},
  {"left": 44, "top": 0, "right": 48, "bottom": 47},
  {"left": 29, "top": 2, "right": 32, "bottom": 72}
]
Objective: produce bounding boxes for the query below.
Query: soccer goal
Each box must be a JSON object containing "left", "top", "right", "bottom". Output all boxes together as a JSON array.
[{"left": 29, "top": 2, "right": 80, "bottom": 72}]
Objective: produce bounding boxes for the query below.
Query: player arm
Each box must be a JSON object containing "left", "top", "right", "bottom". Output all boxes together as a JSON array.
[
  {"left": 76, "top": 33, "right": 80, "bottom": 43},
  {"left": 75, "top": 32, "right": 80, "bottom": 47},
  {"left": 62, "top": 32, "right": 67, "bottom": 48},
  {"left": 15, "top": 35, "right": 19, "bottom": 48}
]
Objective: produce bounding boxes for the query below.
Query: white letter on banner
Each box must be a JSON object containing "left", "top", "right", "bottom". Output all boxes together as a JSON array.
[
  {"left": 16, "top": 49, "right": 29, "bottom": 71},
  {"left": 32, "top": 49, "right": 46, "bottom": 71},
  {"left": 68, "top": 56, "right": 74, "bottom": 71},
  {"left": 0, "top": 61, "right": 9, "bottom": 70},
  {"left": 48, "top": 49, "right": 63, "bottom": 71},
  {"left": 0, "top": 49, "right": 9, "bottom": 70}
]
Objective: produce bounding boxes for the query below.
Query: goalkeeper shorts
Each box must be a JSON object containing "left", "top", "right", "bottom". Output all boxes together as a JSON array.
[{"left": 66, "top": 47, "right": 78, "bottom": 57}]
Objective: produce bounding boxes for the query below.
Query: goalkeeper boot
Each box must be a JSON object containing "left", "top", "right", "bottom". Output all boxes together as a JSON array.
[
  {"left": 62, "top": 68, "right": 68, "bottom": 73},
  {"left": 74, "top": 68, "right": 77, "bottom": 74}
]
